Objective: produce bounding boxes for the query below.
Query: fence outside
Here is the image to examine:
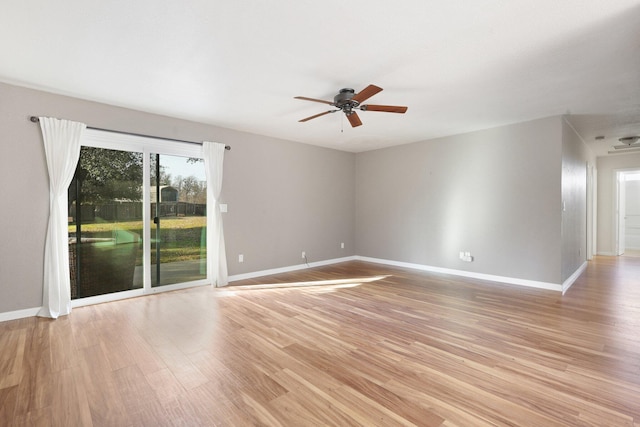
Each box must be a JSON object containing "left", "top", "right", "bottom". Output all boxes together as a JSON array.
[{"left": 69, "top": 201, "right": 206, "bottom": 223}]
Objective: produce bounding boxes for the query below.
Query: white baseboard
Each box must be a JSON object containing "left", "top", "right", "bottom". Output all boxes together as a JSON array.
[
  {"left": 354, "top": 256, "right": 564, "bottom": 292},
  {"left": 228, "top": 255, "right": 591, "bottom": 293},
  {"left": 597, "top": 251, "right": 617, "bottom": 256},
  {"left": 562, "top": 261, "right": 587, "bottom": 295},
  {"left": 0, "top": 307, "right": 41, "bottom": 322},
  {"left": 228, "top": 256, "right": 358, "bottom": 283}
]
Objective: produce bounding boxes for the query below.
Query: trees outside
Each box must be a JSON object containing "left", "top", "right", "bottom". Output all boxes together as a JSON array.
[
  {"left": 74, "top": 147, "right": 143, "bottom": 204},
  {"left": 172, "top": 175, "right": 205, "bottom": 204},
  {"left": 69, "top": 148, "right": 206, "bottom": 217}
]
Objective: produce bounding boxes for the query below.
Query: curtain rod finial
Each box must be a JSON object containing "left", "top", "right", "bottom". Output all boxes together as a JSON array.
[{"left": 30, "top": 116, "right": 40, "bottom": 123}]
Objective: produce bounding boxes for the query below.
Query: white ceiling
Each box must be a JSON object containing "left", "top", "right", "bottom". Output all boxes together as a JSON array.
[{"left": 1, "top": 1, "right": 639, "bottom": 154}]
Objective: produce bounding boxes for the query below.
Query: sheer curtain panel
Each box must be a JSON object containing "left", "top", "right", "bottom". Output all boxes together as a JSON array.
[
  {"left": 37, "top": 117, "right": 86, "bottom": 318},
  {"left": 202, "top": 141, "right": 228, "bottom": 286}
]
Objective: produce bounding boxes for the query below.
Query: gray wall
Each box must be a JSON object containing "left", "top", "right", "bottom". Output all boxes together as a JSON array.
[
  {"left": 355, "top": 117, "right": 564, "bottom": 284},
  {"left": 221, "top": 131, "right": 355, "bottom": 273},
  {"left": 0, "top": 80, "right": 596, "bottom": 315},
  {"left": 560, "top": 120, "right": 592, "bottom": 281},
  {"left": 596, "top": 153, "right": 640, "bottom": 255},
  {"left": 0, "top": 82, "right": 355, "bottom": 313}
]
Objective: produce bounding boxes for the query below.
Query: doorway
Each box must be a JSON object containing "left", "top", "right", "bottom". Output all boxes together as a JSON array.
[{"left": 615, "top": 169, "right": 640, "bottom": 256}]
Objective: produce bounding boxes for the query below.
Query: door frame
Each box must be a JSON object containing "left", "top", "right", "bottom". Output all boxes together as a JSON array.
[
  {"left": 586, "top": 162, "right": 596, "bottom": 260},
  {"left": 71, "top": 129, "right": 209, "bottom": 308},
  {"left": 613, "top": 168, "right": 640, "bottom": 256}
]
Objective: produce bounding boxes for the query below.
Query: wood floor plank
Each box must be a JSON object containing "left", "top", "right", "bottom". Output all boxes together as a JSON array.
[
  {"left": 112, "top": 365, "right": 170, "bottom": 426},
  {"left": 1, "top": 256, "right": 640, "bottom": 425},
  {"left": 49, "top": 367, "right": 93, "bottom": 427},
  {"left": 0, "top": 328, "right": 26, "bottom": 390},
  {"left": 18, "top": 321, "right": 53, "bottom": 414},
  {"left": 77, "top": 343, "right": 130, "bottom": 426},
  {"left": 144, "top": 367, "right": 185, "bottom": 406},
  {"left": 268, "top": 392, "right": 349, "bottom": 427},
  {"left": 269, "top": 368, "right": 367, "bottom": 426},
  {"left": 0, "top": 385, "right": 19, "bottom": 426}
]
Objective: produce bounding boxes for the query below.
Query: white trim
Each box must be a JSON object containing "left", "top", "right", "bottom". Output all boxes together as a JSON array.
[
  {"left": 83, "top": 128, "right": 201, "bottom": 157},
  {"left": 354, "top": 256, "right": 564, "bottom": 292},
  {"left": 612, "top": 167, "right": 640, "bottom": 256},
  {"left": 71, "top": 289, "right": 144, "bottom": 308},
  {"left": 146, "top": 279, "right": 210, "bottom": 294},
  {"left": 228, "top": 256, "right": 358, "bottom": 283},
  {"left": 615, "top": 170, "right": 625, "bottom": 256},
  {"left": 0, "top": 307, "right": 41, "bottom": 322},
  {"left": 597, "top": 251, "right": 617, "bottom": 256},
  {"left": 562, "top": 261, "right": 587, "bottom": 295}
]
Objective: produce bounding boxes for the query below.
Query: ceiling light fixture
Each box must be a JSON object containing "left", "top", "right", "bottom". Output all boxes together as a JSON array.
[{"left": 618, "top": 136, "right": 640, "bottom": 145}]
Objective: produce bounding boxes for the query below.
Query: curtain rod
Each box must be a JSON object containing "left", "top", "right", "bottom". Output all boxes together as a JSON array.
[{"left": 29, "top": 116, "right": 230, "bottom": 150}]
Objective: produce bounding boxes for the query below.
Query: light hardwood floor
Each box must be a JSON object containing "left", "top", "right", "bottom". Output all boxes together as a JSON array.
[{"left": 1, "top": 257, "right": 640, "bottom": 426}]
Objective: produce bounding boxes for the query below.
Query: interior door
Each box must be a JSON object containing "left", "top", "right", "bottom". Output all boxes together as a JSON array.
[{"left": 150, "top": 153, "right": 207, "bottom": 287}]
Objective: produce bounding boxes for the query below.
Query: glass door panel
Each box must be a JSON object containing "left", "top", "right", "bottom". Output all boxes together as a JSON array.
[
  {"left": 150, "top": 153, "right": 207, "bottom": 287},
  {"left": 68, "top": 146, "right": 143, "bottom": 299}
]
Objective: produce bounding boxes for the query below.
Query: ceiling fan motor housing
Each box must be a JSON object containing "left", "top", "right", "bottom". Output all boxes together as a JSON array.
[{"left": 334, "top": 88, "right": 358, "bottom": 111}]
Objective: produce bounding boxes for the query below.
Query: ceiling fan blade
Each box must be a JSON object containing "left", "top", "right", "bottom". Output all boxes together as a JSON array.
[
  {"left": 361, "top": 104, "right": 408, "bottom": 113},
  {"left": 294, "top": 96, "right": 334, "bottom": 105},
  {"left": 299, "top": 110, "right": 335, "bottom": 122},
  {"left": 352, "top": 84, "right": 383, "bottom": 104},
  {"left": 347, "top": 112, "right": 362, "bottom": 127}
]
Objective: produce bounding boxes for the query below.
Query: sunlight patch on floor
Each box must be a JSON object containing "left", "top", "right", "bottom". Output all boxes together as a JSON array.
[{"left": 215, "top": 275, "right": 389, "bottom": 296}]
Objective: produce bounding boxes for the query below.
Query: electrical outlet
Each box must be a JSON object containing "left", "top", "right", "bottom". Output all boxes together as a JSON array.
[
  {"left": 301, "top": 251, "right": 306, "bottom": 259},
  {"left": 459, "top": 251, "right": 474, "bottom": 262},
  {"left": 341, "top": 242, "right": 345, "bottom": 249},
  {"left": 238, "top": 254, "right": 244, "bottom": 263}
]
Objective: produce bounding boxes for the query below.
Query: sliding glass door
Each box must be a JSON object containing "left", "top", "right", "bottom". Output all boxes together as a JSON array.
[
  {"left": 150, "top": 153, "right": 207, "bottom": 287},
  {"left": 68, "top": 130, "right": 208, "bottom": 300},
  {"left": 68, "top": 146, "right": 144, "bottom": 299}
]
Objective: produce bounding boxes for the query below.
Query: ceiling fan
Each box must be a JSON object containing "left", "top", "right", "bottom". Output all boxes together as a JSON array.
[{"left": 295, "top": 84, "right": 408, "bottom": 127}]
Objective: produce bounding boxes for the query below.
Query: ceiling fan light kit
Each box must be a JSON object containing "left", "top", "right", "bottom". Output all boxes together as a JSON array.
[{"left": 295, "top": 84, "right": 408, "bottom": 128}]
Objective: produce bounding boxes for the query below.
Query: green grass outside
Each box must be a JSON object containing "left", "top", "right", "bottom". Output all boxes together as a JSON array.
[{"left": 69, "top": 216, "right": 206, "bottom": 264}]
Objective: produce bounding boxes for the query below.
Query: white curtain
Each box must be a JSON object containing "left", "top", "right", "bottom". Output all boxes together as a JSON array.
[
  {"left": 37, "top": 118, "right": 86, "bottom": 318},
  {"left": 202, "top": 141, "right": 228, "bottom": 286}
]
